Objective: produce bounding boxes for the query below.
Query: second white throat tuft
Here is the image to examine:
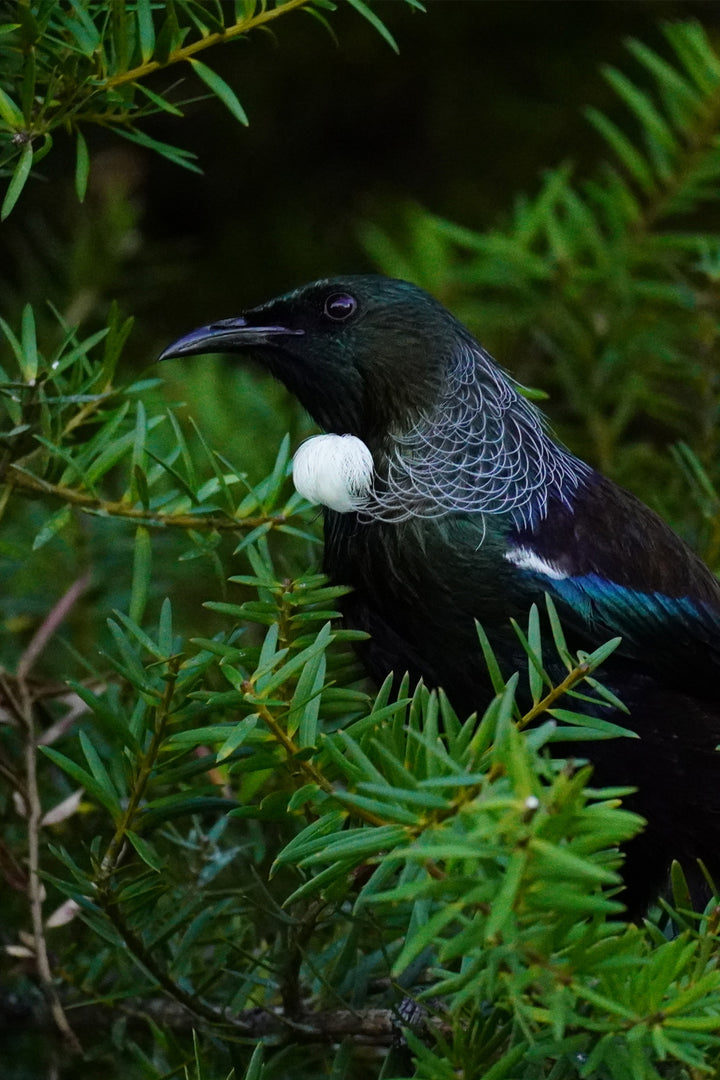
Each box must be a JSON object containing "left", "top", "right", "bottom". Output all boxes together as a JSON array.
[{"left": 292, "top": 434, "right": 374, "bottom": 513}]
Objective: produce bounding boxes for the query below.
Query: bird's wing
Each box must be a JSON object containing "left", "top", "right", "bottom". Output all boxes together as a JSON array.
[{"left": 507, "top": 473, "right": 720, "bottom": 691}]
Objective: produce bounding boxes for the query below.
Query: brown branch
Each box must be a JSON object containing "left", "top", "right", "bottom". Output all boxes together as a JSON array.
[
  {"left": 7, "top": 464, "right": 289, "bottom": 532},
  {"left": 280, "top": 899, "right": 326, "bottom": 1020},
  {"left": 17, "top": 573, "right": 92, "bottom": 681},
  {"left": 7, "top": 673, "right": 82, "bottom": 1053},
  {"left": 0, "top": 986, "right": 437, "bottom": 1046},
  {"left": 102, "top": 0, "right": 312, "bottom": 91},
  {"left": 0, "top": 572, "right": 96, "bottom": 1052},
  {"left": 516, "top": 662, "right": 592, "bottom": 732}
]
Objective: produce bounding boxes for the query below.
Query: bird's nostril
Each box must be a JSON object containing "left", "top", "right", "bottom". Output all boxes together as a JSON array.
[{"left": 209, "top": 317, "right": 247, "bottom": 330}]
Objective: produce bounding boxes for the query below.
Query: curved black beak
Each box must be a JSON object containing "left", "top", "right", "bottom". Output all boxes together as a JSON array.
[{"left": 158, "top": 317, "right": 304, "bottom": 361}]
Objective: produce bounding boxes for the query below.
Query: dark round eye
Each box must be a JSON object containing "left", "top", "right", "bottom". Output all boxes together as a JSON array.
[{"left": 324, "top": 293, "right": 357, "bottom": 321}]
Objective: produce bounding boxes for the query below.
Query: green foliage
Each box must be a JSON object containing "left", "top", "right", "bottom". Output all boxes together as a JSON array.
[
  {"left": 0, "top": 0, "right": 417, "bottom": 219},
  {"left": 2, "top": 8, "right": 720, "bottom": 1080},
  {"left": 15, "top": 573, "right": 720, "bottom": 1080}
]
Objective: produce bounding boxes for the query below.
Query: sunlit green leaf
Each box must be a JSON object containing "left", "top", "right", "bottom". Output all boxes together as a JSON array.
[
  {"left": 345, "top": 0, "right": 398, "bottom": 52},
  {"left": 2, "top": 141, "right": 33, "bottom": 220},
  {"left": 188, "top": 59, "right": 249, "bottom": 126},
  {"left": 74, "top": 129, "right": 89, "bottom": 202}
]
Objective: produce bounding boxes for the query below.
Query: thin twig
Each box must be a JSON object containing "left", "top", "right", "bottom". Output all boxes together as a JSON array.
[
  {"left": 101, "top": 902, "right": 231, "bottom": 1028},
  {"left": 255, "top": 701, "right": 388, "bottom": 828},
  {"left": 103, "top": 0, "right": 312, "bottom": 91},
  {"left": 1, "top": 576, "right": 96, "bottom": 1052},
  {"left": 8, "top": 464, "right": 289, "bottom": 532},
  {"left": 91, "top": 659, "right": 234, "bottom": 1026},
  {"left": 99, "top": 660, "right": 179, "bottom": 875},
  {"left": 17, "top": 573, "right": 92, "bottom": 681},
  {"left": 14, "top": 675, "right": 82, "bottom": 1052},
  {"left": 516, "top": 662, "right": 591, "bottom": 731}
]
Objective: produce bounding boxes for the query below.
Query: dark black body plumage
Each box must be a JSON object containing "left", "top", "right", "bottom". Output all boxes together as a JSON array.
[{"left": 162, "top": 275, "right": 720, "bottom": 913}]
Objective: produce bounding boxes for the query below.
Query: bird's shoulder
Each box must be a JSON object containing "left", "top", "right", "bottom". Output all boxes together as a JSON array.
[
  {"left": 511, "top": 471, "right": 720, "bottom": 600},
  {"left": 507, "top": 471, "right": 720, "bottom": 686}
]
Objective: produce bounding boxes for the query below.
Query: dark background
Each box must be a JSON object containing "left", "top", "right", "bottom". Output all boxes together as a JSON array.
[
  {"left": 7, "top": 1, "right": 718, "bottom": 341},
  {"left": 137, "top": 0, "right": 719, "bottom": 318}
]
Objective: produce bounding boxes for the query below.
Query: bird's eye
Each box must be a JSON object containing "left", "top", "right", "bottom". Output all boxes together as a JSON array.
[{"left": 324, "top": 293, "right": 357, "bottom": 321}]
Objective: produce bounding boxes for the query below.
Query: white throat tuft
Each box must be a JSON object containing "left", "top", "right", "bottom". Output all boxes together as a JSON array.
[{"left": 292, "top": 434, "right": 374, "bottom": 513}]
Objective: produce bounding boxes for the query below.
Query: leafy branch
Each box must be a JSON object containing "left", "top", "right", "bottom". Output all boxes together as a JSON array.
[
  {"left": 104, "top": 0, "right": 312, "bottom": 92},
  {"left": 6, "top": 462, "right": 294, "bottom": 533},
  {"left": 37, "top": 566, "right": 650, "bottom": 1060},
  {"left": 0, "top": 0, "right": 413, "bottom": 217},
  {"left": 0, "top": 303, "right": 315, "bottom": 552},
  {"left": 11, "top": 527, "right": 720, "bottom": 1077}
]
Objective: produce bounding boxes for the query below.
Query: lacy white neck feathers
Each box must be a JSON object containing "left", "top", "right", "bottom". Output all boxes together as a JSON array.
[{"left": 293, "top": 343, "right": 589, "bottom": 528}]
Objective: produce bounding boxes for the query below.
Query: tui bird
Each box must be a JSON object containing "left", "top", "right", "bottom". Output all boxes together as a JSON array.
[{"left": 161, "top": 274, "right": 720, "bottom": 913}]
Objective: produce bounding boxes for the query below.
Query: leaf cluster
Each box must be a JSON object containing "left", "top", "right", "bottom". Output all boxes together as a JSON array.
[
  {"left": 18, "top": 571, "right": 720, "bottom": 1080},
  {"left": 0, "top": 0, "right": 420, "bottom": 219}
]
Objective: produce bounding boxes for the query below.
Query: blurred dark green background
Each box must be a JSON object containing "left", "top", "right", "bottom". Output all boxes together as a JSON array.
[
  {"left": 6, "top": 0, "right": 719, "bottom": 342},
  {"left": 135, "top": 0, "right": 719, "bottom": 317}
]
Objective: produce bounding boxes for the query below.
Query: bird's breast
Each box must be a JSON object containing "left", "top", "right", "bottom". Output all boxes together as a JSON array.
[{"left": 322, "top": 510, "right": 524, "bottom": 712}]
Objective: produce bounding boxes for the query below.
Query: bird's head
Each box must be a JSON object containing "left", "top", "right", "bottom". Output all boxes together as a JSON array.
[
  {"left": 160, "top": 275, "right": 468, "bottom": 443},
  {"left": 161, "top": 273, "right": 587, "bottom": 522}
]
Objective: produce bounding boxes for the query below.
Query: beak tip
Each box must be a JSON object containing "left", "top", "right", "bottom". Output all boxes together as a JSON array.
[{"left": 156, "top": 324, "right": 222, "bottom": 363}]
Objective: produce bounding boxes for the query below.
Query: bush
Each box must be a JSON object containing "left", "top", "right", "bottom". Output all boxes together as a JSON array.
[{"left": 1, "top": 6, "right": 720, "bottom": 1078}]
